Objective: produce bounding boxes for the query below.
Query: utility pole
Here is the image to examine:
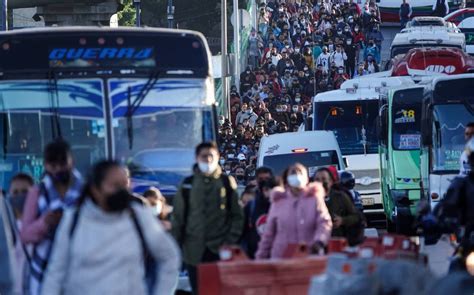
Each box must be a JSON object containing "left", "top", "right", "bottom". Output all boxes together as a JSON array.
[
  {"left": 221, "top": 0, "right": 229, "bottom": 118},
  {"left": 233, "top": 0, "right": 240, "bottom": 95},
  {"left": 167, "top": 0, "right": 174, "bottom": 29},
  {"left": 134, "top": 0, "right": 141, "bottom": 27},
  {"left": 1, "top": 0, "right": 7, "bottom": 31}
]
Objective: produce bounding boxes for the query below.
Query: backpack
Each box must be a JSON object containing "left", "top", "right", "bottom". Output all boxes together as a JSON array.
[
  {"left": 69, "top": 204, "right": 156, "bottom": 294},
  {"left": 179, "top": 174, "right": 233, "bottom": 245}
]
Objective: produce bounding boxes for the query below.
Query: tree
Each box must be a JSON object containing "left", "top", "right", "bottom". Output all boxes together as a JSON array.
[{"left": 118, "top": 0, "right": 136, "bottom": 27}]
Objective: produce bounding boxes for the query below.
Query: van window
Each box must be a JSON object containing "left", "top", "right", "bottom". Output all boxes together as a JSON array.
[{"left": 262, "top": 150, "right": 340, "bottom": 177}]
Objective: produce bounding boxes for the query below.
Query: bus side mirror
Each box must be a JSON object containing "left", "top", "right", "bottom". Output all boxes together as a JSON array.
[{"left": 421, "top": 118, "right": 433, "bottom": 146}]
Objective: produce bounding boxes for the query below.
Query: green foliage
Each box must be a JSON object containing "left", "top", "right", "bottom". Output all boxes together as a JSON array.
[{"left": 118, "top": 0, "right": 136, "bottom": 27}]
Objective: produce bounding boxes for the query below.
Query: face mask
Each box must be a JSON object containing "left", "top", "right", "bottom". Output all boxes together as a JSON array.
[
  {"left": 304, "top": 73, "right": 309, "bottom": 77},
  {"left": 152, "top": 202, "right": 163, "bottom": 216},
  {"left": 8, "top": 193, "right": 27, "bottom": 214},
  {"left": 219, "top": 119, "right": 225, "bottom": 125},
  {"left": 106, "top": 189, "right": 131, "bottom": 212},
  {"left": 292, "top": 107, "right": 298, "bottom": 112},
  {"left": 198, "top": 161, "right": 218, "bottom": 174},
  {"left": 338, "top": 69, "right": 344, "bottom": 74},
  {"left": 355, "top": 28, "right": 359, "bottom": 32},
  {"left": 219, "top": 159, "right": 225, "bottom": 165},
  {"left": 228, "top": 154, "right": 235, "bottom": 159},
  {"left": 236, "top": 174, "right": 245, "bottom": 181},
  {"left": 225, "top": 170, "right": 231, "bottom": 175},
  {"left": 347, "top": 40, "right": 352, "bottom": 45},
  {"left": 295, "top": 98, "right": 301, "bottom": 103},
  {"left": 295, "top": 48, "right": 300, "bottom": 53},
  {"left": 51, "top": 170, "right": 71, "bottom": 185},
  {"left": 286, "top": 63, "right": 291, "bottom": 67},
  {"left": 230, "top": 143, "right": 236, "bottom": 148},
  {"left": 287, "top": 174, "right": 307, "bottom": 188},
  {"left": 247, "top": 109, "right": 252, "bottom": 114}
]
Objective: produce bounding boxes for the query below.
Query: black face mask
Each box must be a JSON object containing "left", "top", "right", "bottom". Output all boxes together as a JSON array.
[
  {"left": 321, "top": 181, "right": 330, "bottom": 193},
  {"left": 9, "top": 194, "right": 27, "bottom": 214},
  {"left": 106, "top": 189, "right": 131, "bottom": 212},
  {"left": 51, "top": 170, "right": 72, "bottom": 185},
  {"left": 236, "top": 174, "right": 245, "bottom": 181}
]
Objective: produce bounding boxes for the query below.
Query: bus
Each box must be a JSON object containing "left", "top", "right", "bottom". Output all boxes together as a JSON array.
[
  {"left": 0, "top": 27, "right": 216, "bottom": 197},
  {"left": 420, "top": 74, "right": 474, "bottom": 208},
  {"left": 377, "top": 85, "right": 425, "bottom": 233},
  {"left": 374, "top": 0, "right": 465, "bottom": 23},
  {"left": 312, "top": 87, "right": 382, "bottom": 218},
  {"left": 390, "top": 26, "right": 466, "bottom": 58}
]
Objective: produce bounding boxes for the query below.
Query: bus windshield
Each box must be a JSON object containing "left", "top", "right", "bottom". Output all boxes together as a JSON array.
[
  {"left": 262, "top": 151, "right": 340, "bottom": 177},
  {"left": 392, "top": 89, "right": 422, "bottom": 150},
  {"left": 314, "top": 100, "right": 379, "bottom": 155},
  {"left": 432, "top": 104, "right": 474, "bottom": 172},
  {"left": 0, "top": 79, "right": 106, "bottom": 187},
  {"left": 109, "top": 78, "right": 214, "bottom": 192}
]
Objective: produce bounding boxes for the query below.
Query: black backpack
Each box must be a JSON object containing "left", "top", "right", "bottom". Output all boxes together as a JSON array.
[{"left": 179, "top": 174, "right": 233, "bottom": 245}]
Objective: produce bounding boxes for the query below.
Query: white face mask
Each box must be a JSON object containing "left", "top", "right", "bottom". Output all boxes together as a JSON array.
[
  {"left": 152, "top": 202, "right": 163, "bottom": 216},
  {"left": 219, "top": 159, "right": 225, "bottom": 165},
  {"left": 198, "top": 161, "right": 218, "bottom": 175},
  {"left": 287, "top": 173, "right": 307, "bottom": 188},
  {"left": 295, "top": 98, "right": 301, "bottom": 103}
]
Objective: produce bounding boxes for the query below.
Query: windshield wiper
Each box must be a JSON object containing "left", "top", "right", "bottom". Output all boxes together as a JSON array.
[
  {"left": 47, "top": 71, "right": 63, "bottom": 140},
  {"left": 126, "top": 71, "right": 161, "bottom": 150},
  {"left": 361, "top": 125, "right": 368, "bottom": 156}
]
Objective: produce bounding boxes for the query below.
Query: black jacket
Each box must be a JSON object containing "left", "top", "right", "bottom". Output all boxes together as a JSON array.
[{"left": 240, "top": 193, "right": 271, "bottom": 259}]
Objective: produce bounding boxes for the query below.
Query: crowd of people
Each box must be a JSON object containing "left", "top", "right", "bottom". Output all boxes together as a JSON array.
[
  {"left": 220, "top": 0, "right": 385, "bottom": 187},
  {"left": 1, "top": 139, "right": 365, "bottom": 295}
]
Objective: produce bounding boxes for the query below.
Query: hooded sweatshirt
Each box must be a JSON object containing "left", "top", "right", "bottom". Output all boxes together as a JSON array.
[
  {"left": 42, "top": 199, "right": 180, "bottom": 295},
  {"left": 255, "top": 183, "right": 332, "bottom": 259}
]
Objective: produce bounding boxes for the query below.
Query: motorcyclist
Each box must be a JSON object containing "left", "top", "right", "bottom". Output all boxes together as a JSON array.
[
  {"left": 431, "top": 138, "right": 474, "bottom": 272},
  {"left": 339, "top": 171, "right": 364, "bottom": 213}
]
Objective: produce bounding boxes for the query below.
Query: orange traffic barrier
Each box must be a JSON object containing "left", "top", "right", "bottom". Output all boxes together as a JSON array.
[{"left": 198, "top": 244, "right": 327, "bottom": 295}]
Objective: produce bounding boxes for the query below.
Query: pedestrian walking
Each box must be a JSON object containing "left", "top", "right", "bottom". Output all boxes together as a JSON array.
[
  {"left": 432, "top": 0, "right": 449, "bottom": 17},
  {"left": 42, "top": 160, "right": 180, "bottom": 295},
  {"left": 400, "top": 0, "right": 412, "bottom": 29},
  {"left": 20, "top": 140, "right": 83, "bottom": 295},
  {"left": 171, "top": 142, "right": 244, "bottom": 295},
  {"left": 255, "top": 163, "right": 332, "bottom": 260}
]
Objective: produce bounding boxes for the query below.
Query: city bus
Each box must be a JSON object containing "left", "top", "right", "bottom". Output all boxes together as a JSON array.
[
  {"left": 0, "top": 27, "right": 216, "bottom": 197},
  {"left": 312, "top": 77, "right": 415, "bottom": 225},
  {"left": 420, "top": 74, "right": 474, "bottom": 208},
  {"left": 377, "top": 85, "right": 425, "bottom": 233},
  {"left": 374, "top": 0, "right": 465, "bottom": 23},
  {"left": 390, "top": 26, "right": 466, "bottom": 58}
]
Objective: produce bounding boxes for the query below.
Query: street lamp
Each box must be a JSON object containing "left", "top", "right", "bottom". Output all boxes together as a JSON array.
[
  {"left": 167, "top": 0, "right": 175, "bottom": 29},
  {"left": 134, "top": 0, "right": 141, "bottom": 27}
]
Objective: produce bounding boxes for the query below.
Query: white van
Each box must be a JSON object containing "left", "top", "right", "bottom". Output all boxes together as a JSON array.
[
  {"left": 390, "top": 26, "right": 466, "bottom": 58},
  {"left": 257, "top": 131, "right": 344, "bottom": 178}
]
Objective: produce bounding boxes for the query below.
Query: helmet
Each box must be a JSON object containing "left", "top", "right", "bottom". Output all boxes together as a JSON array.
[{"left": 339, "top": 171, "right": 355, "bottom": 190}]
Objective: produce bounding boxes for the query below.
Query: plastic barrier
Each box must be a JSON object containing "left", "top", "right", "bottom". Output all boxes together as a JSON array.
[
  {"left": 198, "top": 235, "right": 425, "bottom": 295},
  {"left": 198, "top": 245, "right": 327, "bottom": 295}
]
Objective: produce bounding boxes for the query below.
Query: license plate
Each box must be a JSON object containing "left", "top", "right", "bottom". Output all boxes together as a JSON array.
[{"left": 362, "top": 198, "right": 375, "bottom": 206}]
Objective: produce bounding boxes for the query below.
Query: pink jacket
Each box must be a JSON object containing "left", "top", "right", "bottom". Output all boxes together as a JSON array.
[{"left": 255, "top": 183, "right": 332, "bottom": 260}]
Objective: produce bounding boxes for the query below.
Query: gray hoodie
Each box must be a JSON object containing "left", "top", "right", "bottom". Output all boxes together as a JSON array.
[{"left": 42, "top": 199, "right": 180, "bottom": 295}]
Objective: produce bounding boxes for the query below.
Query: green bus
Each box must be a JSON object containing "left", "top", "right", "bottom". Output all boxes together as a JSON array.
[{"left": 378, "top": 86, "right": 425, "bottom": 233}]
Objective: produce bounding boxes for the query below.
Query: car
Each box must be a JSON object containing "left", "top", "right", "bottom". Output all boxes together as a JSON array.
[
  {"left": 257, "top": 131, "right": 345, "bottom": 178},
  {"left": 445, "top": 8, "right": 474, "bottom": 25}
]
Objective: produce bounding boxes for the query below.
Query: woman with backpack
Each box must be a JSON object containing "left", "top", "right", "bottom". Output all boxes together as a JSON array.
[{"left": 42, "top": 160, "right": 180, "bottom": 295}]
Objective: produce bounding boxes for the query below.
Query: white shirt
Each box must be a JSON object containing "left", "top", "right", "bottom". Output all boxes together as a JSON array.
[
  {"left": 317, "top": 53, "right": 331, "bottom": 73},
  {"left": 331, "top": 51, "right": 348, "bottom": 68},
  {"left": 460, "top": 150, "right": 470, "bottom": 176}
]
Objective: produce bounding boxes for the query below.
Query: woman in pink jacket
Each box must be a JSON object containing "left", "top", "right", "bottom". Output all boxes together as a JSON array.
[{"left": 255, "top": 163, "right": 333, "bottom": 260}]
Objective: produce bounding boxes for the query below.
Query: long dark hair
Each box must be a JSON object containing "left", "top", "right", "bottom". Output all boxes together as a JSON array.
[{"left": 77, "top": 160, "right": 122, "bottom": 206}]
